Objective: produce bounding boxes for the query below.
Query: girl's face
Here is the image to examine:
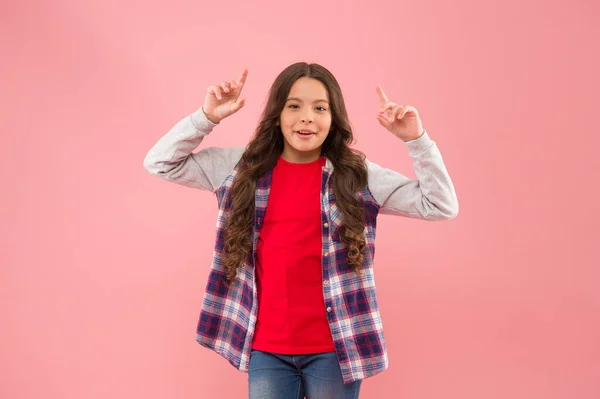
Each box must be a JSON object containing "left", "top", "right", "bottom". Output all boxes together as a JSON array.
[{"left": 278, "top": 77, "right": 332, "bottom": 163}]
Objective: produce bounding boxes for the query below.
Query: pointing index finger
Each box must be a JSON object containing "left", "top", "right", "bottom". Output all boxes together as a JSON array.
[
  {"left": 376, "top": 85, "right": 389, "bottom": 105},
  {"left": 237, "top": 68, "right": 249, "bottom": 87}
]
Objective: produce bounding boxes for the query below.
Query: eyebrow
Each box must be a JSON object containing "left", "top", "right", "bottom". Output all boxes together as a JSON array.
[{"left": 286, "top": 97, "right": 329, "bottom": 104}]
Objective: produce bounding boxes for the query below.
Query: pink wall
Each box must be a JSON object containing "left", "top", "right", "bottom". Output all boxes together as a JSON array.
[{"left": 2, "top": 0, "right": 599, "bottom": 398}]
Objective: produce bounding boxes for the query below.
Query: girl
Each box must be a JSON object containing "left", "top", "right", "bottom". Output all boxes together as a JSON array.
[{"left": 144, "top": 62, "right": 458, "bottom": 399}]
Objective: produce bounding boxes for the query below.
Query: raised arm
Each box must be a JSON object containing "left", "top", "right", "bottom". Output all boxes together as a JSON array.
[{"left": 143, "top": 69, "right": 249, "bottom": 191}]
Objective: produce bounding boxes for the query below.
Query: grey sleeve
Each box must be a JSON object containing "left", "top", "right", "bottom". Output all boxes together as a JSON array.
[
  {"left": 143, "top": 107, "right": 245, "bottom": 192},
  {"left": 366, "top": 131, "right": 459, "bottom": 220}
]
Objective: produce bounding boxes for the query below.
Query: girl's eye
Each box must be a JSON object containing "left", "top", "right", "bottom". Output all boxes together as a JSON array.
[{"left": 287, "top": 104, "right": 327, "bottom": 111}]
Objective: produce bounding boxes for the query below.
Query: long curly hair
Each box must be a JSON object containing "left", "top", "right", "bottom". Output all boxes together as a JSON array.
[{"left": 222, "top": 62, "right": 368, "bottom": 281}]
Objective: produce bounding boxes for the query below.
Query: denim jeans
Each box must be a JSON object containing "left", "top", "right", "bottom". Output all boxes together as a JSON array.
[{"left": 248, "top": 349, "right": 362, "bottom": 399}]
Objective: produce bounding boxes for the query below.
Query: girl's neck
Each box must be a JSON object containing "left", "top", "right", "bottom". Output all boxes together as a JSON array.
[{"left": 280, "top": 148, "right": 323, "bottom": 164}]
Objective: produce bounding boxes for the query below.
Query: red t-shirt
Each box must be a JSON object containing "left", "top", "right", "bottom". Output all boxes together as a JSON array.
[{"left": 251, "top": 155, "right": 335, "bottom": 354}]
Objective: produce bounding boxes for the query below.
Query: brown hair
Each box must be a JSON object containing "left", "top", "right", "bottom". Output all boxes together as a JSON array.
[{"left": 222, "top": 62, "right": 368, "bottom": 281}]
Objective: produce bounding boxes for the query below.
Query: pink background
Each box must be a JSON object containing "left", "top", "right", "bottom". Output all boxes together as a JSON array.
[{"left": 2, "top": 0, "right": 599, "bottom": 398}]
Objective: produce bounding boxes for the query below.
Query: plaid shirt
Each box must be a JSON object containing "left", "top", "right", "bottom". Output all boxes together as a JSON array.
[{"left": 144, "top": 109, "right": 459, "bottom": 383}]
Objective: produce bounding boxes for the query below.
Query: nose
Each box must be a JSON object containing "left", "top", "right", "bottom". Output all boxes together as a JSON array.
[
  {"left": 300, "top": 115, "right": 314, "bottom": 124},
  {"left": 300, "top": 110, "right": 315, "bottom": 124}
]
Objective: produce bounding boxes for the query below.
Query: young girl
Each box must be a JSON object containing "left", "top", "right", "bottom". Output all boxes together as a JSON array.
[{"left": 144, "top": 62, "right": 458, "bottom": 399}]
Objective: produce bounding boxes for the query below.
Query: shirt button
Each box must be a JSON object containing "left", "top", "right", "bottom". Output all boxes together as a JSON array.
[
  {"left": 326, "top": 306, "right": 332, "bottom": 312},
  {"left": 324, "top": 251, "right": 328, "bottom": 256},
  {"left": 323, "top": 222, "right": 329, "bottom": 228},
  {"left": 323, "top": 280, "right": 329, "bottom": 286}
]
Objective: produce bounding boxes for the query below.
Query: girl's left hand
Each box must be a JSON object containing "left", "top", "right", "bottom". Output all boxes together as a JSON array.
[{"left": 375, "top": 85, "right": 424, "bottom": 142}]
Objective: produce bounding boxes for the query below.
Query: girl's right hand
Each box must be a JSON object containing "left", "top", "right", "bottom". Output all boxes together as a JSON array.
[{"left": 202, "top": 68, "right": 248, "bottom": 124}]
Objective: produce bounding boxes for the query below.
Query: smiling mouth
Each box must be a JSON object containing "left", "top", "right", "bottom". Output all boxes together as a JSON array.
[{"left": 296, "top": 130, "right": 316, "bottom": 136}]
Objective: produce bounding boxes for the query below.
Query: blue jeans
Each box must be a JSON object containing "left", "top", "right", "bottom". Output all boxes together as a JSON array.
[{"left": 248, "top": 349, "right": 362, "bottom": 399}]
